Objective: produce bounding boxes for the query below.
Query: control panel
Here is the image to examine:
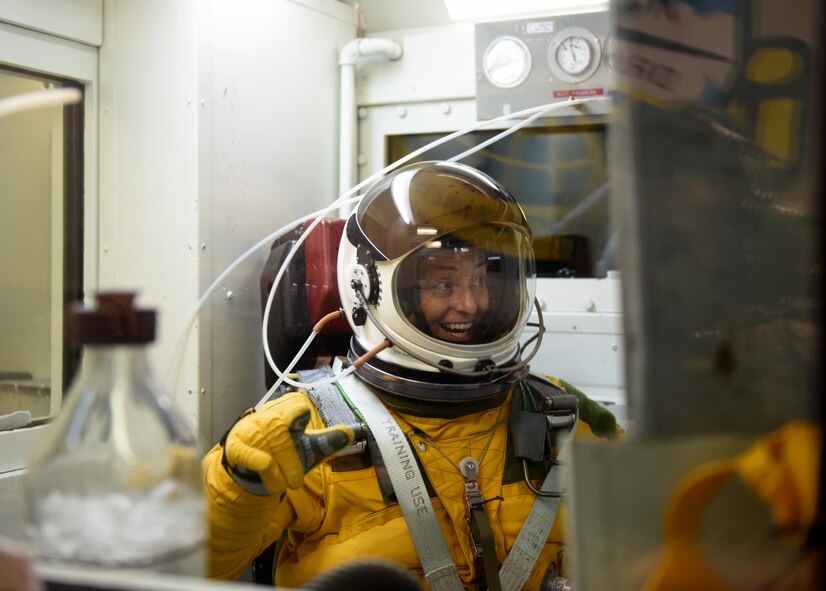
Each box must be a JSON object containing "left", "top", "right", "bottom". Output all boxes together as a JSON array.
[{"left": 475, "top": 11, "right": 612, "bottom": 119}]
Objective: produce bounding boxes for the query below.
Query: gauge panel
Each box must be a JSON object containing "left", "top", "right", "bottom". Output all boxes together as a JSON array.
[{"left": 475, "top": 11, "right": 611, "bottom": 120}]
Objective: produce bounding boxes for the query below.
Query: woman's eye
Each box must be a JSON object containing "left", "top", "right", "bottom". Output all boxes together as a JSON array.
[
  {"left": 419, "top": 280, "right": 452, "bottom": 295},
  {"left": 433, "top": 281, "right": 452, "bottom": 295}
]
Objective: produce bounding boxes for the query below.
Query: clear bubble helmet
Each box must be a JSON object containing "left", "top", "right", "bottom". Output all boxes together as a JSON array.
[{"left": 338, "top": 161, "right": 538, "bottom": 402}]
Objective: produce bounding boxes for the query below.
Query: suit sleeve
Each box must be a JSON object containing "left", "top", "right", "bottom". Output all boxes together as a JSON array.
[{"left": 202, "top": 441, "right": 297, "bottom": 579}]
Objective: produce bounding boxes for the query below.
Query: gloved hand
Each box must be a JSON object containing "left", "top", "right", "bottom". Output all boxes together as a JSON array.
[{"left": 222, "top": 393, "right": 355, "bottom": 496}]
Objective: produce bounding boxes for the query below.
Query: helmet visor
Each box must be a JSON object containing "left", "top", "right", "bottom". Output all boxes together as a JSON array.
[
  {"left": 356, "top": 162, "right": 530, "bottom": 260},
  {"left": 395, "top": 225, "right": 536, "bottom": 346}
]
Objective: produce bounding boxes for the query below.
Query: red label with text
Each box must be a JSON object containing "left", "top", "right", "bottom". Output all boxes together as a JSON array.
[{"left": 553, "top": 88, "right": 605, "bottom": 98}]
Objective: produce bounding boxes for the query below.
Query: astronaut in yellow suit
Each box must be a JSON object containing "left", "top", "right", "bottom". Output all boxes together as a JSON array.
[{"left": 203, "top": 161, "right": 619, "bottom": 590}]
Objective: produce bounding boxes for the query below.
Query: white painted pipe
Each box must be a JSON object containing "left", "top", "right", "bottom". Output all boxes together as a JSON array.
[{"left": 338, "top": 37, "right": 403, "bottom": 219}]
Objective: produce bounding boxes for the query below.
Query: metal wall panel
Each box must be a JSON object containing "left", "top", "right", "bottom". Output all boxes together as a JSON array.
[
  {"left": 198, "top": 0, "right": 356, "bottom": 444},
  {"left": 99, "top": 0, "right": 356, "bottom": 444}
]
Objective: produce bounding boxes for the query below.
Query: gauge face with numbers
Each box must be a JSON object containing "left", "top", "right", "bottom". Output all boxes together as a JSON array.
[
  {"left": 548, "top": 26, "right": 602, "bottom": 83},
  {"left": 556, "top": 36, "right": 592, "bottom": 75}
]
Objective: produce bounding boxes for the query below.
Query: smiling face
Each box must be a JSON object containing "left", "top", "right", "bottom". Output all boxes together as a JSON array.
[{"left": 417, "top": 248, "right": 489, "bottom": 343}]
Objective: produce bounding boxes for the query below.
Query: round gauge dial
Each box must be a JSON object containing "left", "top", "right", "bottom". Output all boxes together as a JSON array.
[
  {"left": 482, "top": 36, "right": 532, "bottom": 89},
  {"left": 547, "top": 26, "right": 602, "bottom": 84},
  {"left": 556, "top": 36, "right": 592, "bottom": 75}
]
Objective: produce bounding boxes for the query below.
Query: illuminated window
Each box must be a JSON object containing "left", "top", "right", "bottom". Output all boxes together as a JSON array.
[{"left": 0, "top": 66, "right": 84, "bottom": 421}]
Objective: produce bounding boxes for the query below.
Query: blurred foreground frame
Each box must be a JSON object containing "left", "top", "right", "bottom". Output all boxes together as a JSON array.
[{"left": 570, "top": 1, "right": 824, "bottom": 590}]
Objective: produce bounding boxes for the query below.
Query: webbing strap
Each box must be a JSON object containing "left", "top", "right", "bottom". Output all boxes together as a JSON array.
[
  {"left": 471, "top": 506, "right": 501, "bottom": 591},
  {"left": 337, "top": 373, "right": 465, "bottom": 591},
  {"left": 298, "top": 369, "right": 361, "bottom": 427},
  {"left": 498, "top": 421, "right": 576, "bottom": 591}
]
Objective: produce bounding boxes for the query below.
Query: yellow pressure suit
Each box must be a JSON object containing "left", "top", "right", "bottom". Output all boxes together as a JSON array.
[{"left": 204, "top": 380, "right": 614, "bottom": 590}]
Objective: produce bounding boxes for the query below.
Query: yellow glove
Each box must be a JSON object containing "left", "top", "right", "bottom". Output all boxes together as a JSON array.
[{"left": 222, "top": 392, "right": 355, "bottom": 496}]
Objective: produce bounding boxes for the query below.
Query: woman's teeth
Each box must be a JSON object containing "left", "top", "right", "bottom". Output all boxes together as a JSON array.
[{"left": 442, "top": 322, "right": 473, "bottom": 337}]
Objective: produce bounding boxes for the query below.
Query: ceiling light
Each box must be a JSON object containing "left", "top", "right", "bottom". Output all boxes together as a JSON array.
[{"left": 444, "top": 0, "right": 610, "bottom": 21}]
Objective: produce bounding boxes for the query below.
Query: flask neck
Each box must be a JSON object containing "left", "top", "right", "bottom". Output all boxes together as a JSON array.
[
  {"left": 66, "top": 343, "right": 161, "bottom": 416},
  {"left": 81, "top": 343, "right": 152, "bottom": 377}
]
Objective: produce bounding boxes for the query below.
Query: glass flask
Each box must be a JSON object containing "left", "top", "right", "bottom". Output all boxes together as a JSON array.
[{"left": 25, "top": 292, "right": 205, "bottom": 575}]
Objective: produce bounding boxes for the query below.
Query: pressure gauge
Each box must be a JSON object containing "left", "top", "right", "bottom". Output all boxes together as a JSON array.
[
  {"left": 557, "top": 36, "right": 592, "bottom": 75},
  {"left": 547, "top": 26, "right": 602, "bottom": 84}
]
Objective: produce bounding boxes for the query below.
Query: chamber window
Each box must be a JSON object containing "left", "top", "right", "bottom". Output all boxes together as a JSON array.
[
  {"left": 387, "top": 124, "right": 612, "bottom": 278},
  {"left": 0, "top": 66, "right": 84, "bottom": 421}
]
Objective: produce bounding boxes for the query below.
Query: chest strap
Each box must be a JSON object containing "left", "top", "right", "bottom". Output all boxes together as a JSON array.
[{"left": 336, "top": 371, "right": 465, "bottom": 591}]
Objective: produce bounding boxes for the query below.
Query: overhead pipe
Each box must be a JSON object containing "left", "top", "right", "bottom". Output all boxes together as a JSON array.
[{"left": 338, "top": 37, "right": 403, "bottom": 218}]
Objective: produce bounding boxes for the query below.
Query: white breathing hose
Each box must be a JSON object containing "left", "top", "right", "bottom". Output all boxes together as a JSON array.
[
  {"left": 253, "top": 330, "right": 357, "bottom": 411},
  {"left": 165, "top": 96, "right": 609, "bottom": 398},
  {"left": 446, "top": 106, "right": 550, "bottom": 163},
  {"left": 163, "top": 196, "right": 360, "bottom": 393}
]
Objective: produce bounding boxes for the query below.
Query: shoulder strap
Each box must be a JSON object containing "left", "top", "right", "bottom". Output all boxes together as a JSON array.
[
  {"left": 499, "top": 418, "right": 575, "bottom": 591},
  {"left": 298, "top": 368, "right": 361, "bottom": 427},
  {"left": 335, "top": 371, "right": 465, "bottom": 591},
  {"left": 298, "top": 368, "right": 396, "bottom": 498},
  {"left": 541, "top": 374, "right": 620, "bottom": 439},
  {"left": 497, "top": 376, "right": 577, "bottom": 591}
]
